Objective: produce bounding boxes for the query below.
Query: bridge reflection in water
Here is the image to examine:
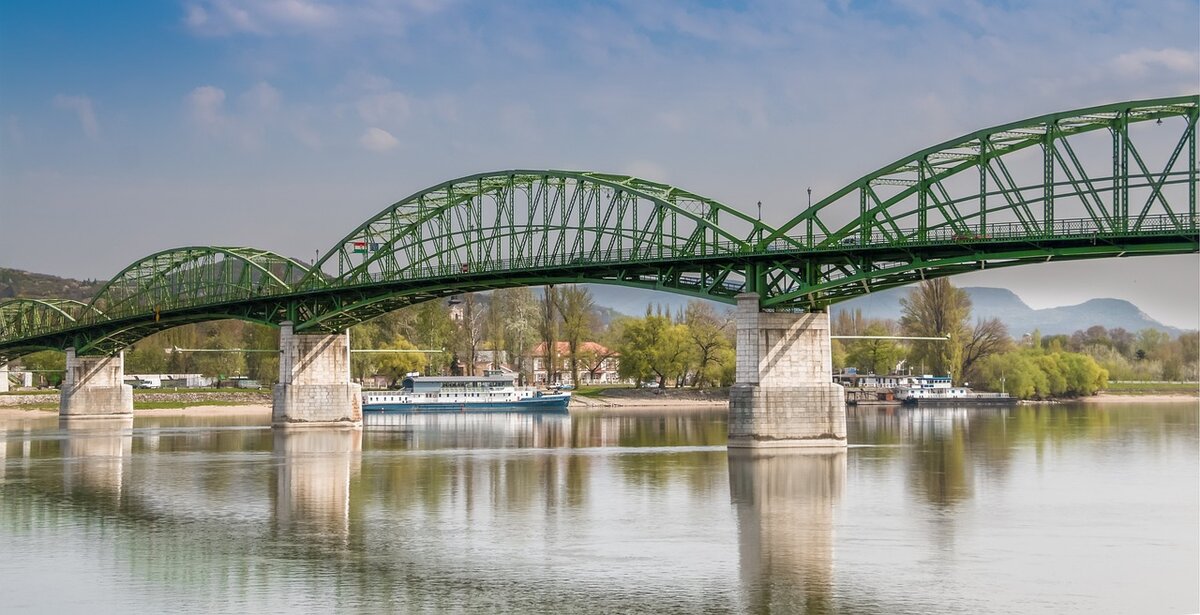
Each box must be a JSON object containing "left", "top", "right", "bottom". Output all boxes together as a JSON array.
[{"left": 729, "top": 449, "right": 846, "bottom": 613}]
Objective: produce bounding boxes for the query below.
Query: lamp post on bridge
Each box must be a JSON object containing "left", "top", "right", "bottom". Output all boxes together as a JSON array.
[{"left": 756, "top": 200, "right": 762, "bottom": 245}]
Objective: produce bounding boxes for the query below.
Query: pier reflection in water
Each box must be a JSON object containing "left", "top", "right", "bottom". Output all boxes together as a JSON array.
[
  {"left": 0, "top": 404, "right": 1195, "bottom": 613},
  {"left": 272, "top": 428, "right": 362, "bottom": 543},
  {"left": 60, "top": 417, "right": 134, "bottom": 500},
  {"left": 729, "top": 450, "right": 845, "bottom": 614}
]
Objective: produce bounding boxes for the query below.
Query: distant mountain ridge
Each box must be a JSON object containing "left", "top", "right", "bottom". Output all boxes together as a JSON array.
[
  {"left": 830, "top": 286, "right": 1186, "bottom": 337},
  {"left": 565, "top": 284, "right": 1189, "bottom": 337}
]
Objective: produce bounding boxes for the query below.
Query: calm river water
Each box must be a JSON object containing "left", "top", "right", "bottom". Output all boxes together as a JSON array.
[{"left": 1, "top": 403, "right": 1196, "bottom": 614}]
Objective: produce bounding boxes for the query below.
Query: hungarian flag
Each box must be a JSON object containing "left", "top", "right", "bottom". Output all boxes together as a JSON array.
[{"left": 352, "top": 241, "right": 368, "bottom": 254}]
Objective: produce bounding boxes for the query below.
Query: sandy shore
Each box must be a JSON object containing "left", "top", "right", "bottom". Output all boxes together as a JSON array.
[
  {"left": 1, "top": 390, "right": 1191, "bottom": 419},
  {"left": 571, "top": 396, "right": 727, "bottom": 410},
  {"left": 0, "top": 403, "right": 272, "bottom": 421}
]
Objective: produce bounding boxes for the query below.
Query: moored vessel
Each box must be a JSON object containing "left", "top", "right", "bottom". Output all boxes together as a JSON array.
[
  {"left": 894, "top": 375, "right": 1015, "bottom": 406},
  {"left": 363, "top": 373, "right": 570, "bottom": 413}
]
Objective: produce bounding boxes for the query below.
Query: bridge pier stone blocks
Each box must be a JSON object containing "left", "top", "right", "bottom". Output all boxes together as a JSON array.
[
  {"left": 272, "top": 322, "right": 362, "bottom": 428},
  {"left": 728, "top": 293, "right": 846, "bottom": 449},
  {"left": 59, "top": 349, "right": 134, "bottom": 418}
]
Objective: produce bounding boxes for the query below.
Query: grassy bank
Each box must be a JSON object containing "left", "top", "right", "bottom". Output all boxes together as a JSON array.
[{"left": 1103, "top": 381, "right": 1199, "bottom": 395}]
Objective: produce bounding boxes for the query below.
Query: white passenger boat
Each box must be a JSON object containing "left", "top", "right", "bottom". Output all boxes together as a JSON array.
[
  {"left": 894, "top": 375, "right": 1015, "bottom": 406},
  {"left": 363, "top": 373, "right": 570, "bottom": 413}
]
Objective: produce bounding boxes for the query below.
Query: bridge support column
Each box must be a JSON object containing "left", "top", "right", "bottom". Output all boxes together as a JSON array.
[
  {"left": 272, "top": 322, "right": 362, "bottom": 427},
  {"left": 0, "top": 361, "right": 9, "bottom": 393},
  {"left": 729, "top": 293, "right": 846, "bottom": 448},
  {"left": 59, "top": 349, "right": 134, "bottom": 418}
]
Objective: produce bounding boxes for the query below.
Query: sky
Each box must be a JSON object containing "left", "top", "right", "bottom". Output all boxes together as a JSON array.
[{"left": 1, "top": 0, "right": 1198, "bottom": 328}]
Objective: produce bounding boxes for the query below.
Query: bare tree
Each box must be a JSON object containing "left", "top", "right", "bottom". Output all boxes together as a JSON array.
[
  {"left": 960, "top": 318, "right": 1012, "bottom": 383},
  {"left": 495, "top": 288, "right": 539, "bottom": 385},
  {"left": 556, "top": 285, "right": 595, "bottom": 386},
  {"left": 540, "top": 286, "right": 561, "bottom": 384},
  {"left": 684, "top": 300, "right": 733, "bottom": 388}
]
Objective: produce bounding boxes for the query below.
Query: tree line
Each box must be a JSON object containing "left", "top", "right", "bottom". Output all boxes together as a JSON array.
[
  {"left": 835, "top": 277, "right": 1199, "bottom": 399},
  {"left": 12, "top": 279, "right": 1195, "bottom": 398}
]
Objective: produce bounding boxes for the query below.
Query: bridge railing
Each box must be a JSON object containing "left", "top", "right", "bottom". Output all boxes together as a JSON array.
[{"left": 793, "top": 213, "right": 1196, "bottom": 251}]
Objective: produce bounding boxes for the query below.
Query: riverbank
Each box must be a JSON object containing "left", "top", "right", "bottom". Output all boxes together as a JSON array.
[
  {"left": 1082, "top": 393, "right": 1198, "bottom": 404},
  {"left": 1, "top": 386, "right": 1192, "bottom": 417},
  {"left": 572, "top": 387, "right": 729, "bottom": 409}
]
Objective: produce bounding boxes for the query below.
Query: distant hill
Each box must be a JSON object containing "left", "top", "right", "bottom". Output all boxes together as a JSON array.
[
  {"left": 830, "top": 286, "right": 1185, "bottom": 337},
  {"left": 0, "top": 268, "right": 104, "bottom": 302},
  {"left": 577, "top": 283, "right": 1187, "bottom": 337}
]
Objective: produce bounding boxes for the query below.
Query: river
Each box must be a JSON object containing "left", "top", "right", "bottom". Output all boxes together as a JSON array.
[{"left": 1, "top": 403, "right": 1196, "bottom": 613}]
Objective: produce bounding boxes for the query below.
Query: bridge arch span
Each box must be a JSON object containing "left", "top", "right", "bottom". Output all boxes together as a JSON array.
[
  {"left": 85, "top": 246, "right": 312, "bottom": 323},
  {"left": 0, "top": 299, "right": 101, "bottom": 359},
  {"left": 301, "top": 170, "right": 783, "bottom": 291},
  {"left": 769, "top": 95, "right": 1198, "bottom": 249}
]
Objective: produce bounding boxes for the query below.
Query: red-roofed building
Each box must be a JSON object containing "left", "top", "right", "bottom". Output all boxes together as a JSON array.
[{"left": 527, "top": 341, "right": 621, "bottom": 385}]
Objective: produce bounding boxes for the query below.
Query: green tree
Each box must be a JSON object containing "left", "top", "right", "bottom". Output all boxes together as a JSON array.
[
  {"left": 978, "top": 352, "right": 1046, "bottom": 399},
  {"left": 616, "top": 314, "right": 694, "bottom": 388},
  {"left": 410, "top": 300, "right": 456, "bottom": 374},
  {"left": 125, "top": 342, "right": 168, "bottom": 374},
  {"left": 190, "top": 320, "right": 246, "bottom": 379},
  {"left": 19, "top": 350, "right": 65, "bottom": 387},
  {"left": 243, "top": 324, "right": 279, "bottom": 385},
  {"left": 899, "top": 278, "right": 970, "bottom": 379},
  {"left": 376, "top": 339, "right": 426, "bottom": 385},
  {"left": 845, "top": 323, "right": 906, "bottom": 375},
  {"left": 830, "top": 339, "right": 847, "bottom": 371}
]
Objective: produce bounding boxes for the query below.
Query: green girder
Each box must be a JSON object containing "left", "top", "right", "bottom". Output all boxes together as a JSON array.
[{"left": 1, "top": 96, "right": 1196, "bottom": 358}]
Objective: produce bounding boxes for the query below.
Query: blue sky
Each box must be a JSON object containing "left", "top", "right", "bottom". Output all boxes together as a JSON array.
[{"left": 1, "top": 0, "right": 1198, "bottom": 327}]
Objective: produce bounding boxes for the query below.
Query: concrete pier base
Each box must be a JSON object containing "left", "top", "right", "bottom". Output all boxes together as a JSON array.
[
  {"left": 272, "top": 322, "right": 362, "bottom": 427},
  {"left": 728, "top": 294, "right": 846, "bottom": 449},
  {"left": 59, "top": 349, "right": 134, "bottom": 418}
]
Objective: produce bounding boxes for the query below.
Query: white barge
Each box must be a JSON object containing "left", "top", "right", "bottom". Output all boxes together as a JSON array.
[
  {"left": 894, "top": 375, "right": 1015, "bottom": 406},
  {"left": 363, "top": 373, "right": 570, "bottom": 413}
]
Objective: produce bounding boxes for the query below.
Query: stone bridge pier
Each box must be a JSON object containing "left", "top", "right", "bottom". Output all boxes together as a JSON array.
[
  {"left": 0, "top": 361, "right": 9, "bottom": 393},
  {"left": 59, "top": 349, "right": 135, "bottom": 418},
  {"left": 273, "top": 322, "right": 362, "bottom": 428},
  {"left": 729, "top": 293, "right": 846, "bottom": 448}
]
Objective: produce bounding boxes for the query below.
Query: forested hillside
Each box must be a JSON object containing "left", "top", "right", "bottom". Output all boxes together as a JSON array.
[{"left": 0, "top": 267, "right": 105, "bottom": 301}]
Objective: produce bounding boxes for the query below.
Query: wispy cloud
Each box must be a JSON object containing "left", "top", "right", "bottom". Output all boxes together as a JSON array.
[
  {"left": 52, "top": 95, "right": 99, "bottom": 139},
  {"left": 1112, "top": 48, "right": 1199, "bottom": 77},
  {"left": 186, "top": 85, "right": 227, "bottom": 128},
  {"left": 356, "top": 91, "right": 410, "bottom": 126},
  {"left": 182, "top": 0, "right": 450, "bottom": 37},
  {"left": 359, "top": 126, "right": 398, "bottom": 152}
]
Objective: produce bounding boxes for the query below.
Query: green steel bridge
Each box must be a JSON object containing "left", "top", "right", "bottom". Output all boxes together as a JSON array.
[{"left": 2, "top": 95, "right": 1198, "bottom": 361}]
